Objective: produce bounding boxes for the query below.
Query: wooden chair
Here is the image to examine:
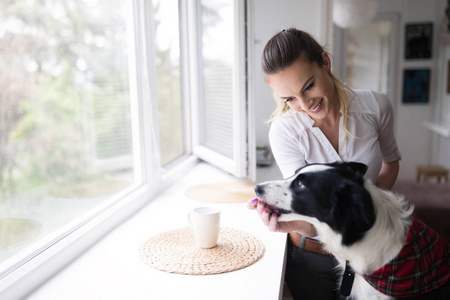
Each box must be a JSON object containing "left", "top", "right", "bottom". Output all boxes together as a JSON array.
[{"left": 416, "top": 165, "right": 449, "bottom": 183}]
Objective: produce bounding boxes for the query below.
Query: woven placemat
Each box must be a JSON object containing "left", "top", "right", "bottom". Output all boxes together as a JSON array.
[
  {"left": 139, "top": 227, "right": 264, "bottom": 275},
  {"left": 184, "top": 181, "right": 256, "bottom": 203}
]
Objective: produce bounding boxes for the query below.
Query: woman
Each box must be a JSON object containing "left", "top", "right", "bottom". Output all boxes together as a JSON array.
[{"left": 248, "top": 28, "right": 401, "bottom": 299}]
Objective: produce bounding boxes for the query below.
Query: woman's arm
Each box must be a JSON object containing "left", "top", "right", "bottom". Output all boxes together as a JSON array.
[{"left": 375, "top": 160, "right": 399, "bottom": 190}]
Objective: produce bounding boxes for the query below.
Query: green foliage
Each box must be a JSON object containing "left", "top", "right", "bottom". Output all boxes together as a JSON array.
[
  {"left": 12, "top": 62, "right": 86, "bottom": 185},
  {"left": 0, "top": 0, "right": 132, "bottom": 200}
]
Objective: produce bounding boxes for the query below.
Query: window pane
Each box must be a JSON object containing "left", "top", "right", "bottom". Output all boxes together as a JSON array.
[
  {"left": 0, "top": 0, "right": 138, "bottom": 265},
  {"left": 153, "top": 0, "right": 185, "bottom": 166},
  {"left": 199, "top": 0, "right": 234, "bottom": 159}
]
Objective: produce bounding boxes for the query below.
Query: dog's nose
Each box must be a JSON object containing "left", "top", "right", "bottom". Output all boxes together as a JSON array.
[{"left": 254, "top": 184, "right": 265, "bottom": 197}]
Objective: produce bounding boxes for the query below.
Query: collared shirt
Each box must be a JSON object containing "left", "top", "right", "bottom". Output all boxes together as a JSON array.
[
  {"left": 361, "top": 216, "right": 450, "bottom": 298},
  {"left": 269, "top": 89, "right": 401, "bottom": 181}
]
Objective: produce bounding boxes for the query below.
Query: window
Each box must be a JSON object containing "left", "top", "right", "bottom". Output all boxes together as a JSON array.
[
  {"left": 199, "top": 0, "right": 235, "bottom": 158},
  {"left": 153, "top": 0, "right": 185, "bottom": 166},
  {"left": 190, "top": 0, "right": 249, "bottom": 178},
  {"left": 0, "top": 0, "right": 142, "bottom": 270},
  {"left": 0, "top": 0, "right": 249, "bottom": 296}
]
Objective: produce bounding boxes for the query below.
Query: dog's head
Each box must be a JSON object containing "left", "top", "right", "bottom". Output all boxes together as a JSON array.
[{"left": 255, "top": 162, "right": 376, "bottom": 246}]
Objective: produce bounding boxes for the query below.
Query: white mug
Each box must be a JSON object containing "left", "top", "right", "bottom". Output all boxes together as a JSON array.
[{"left": 187, "top": 207, "right": 221, "bottom": 248}]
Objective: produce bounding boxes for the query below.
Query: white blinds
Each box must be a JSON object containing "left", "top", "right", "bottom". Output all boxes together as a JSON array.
[{"left": 201, "top": 59, "right": 234, "bottom": 158}]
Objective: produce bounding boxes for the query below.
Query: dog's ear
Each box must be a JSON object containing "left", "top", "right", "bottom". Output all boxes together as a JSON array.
[
  {"left": 328, "top": 180, "right": 375, "bottom": 246},
  {"left": 336, "top": 162, "right": 368, "bottom": 177},
  {"left": 345, "top": 162, "right": 368, "bottom": 177}
]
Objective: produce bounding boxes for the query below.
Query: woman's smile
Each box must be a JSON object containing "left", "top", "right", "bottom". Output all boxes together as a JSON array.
[{"left": 309, "top": 98, "right": 323, "bottom": 114}]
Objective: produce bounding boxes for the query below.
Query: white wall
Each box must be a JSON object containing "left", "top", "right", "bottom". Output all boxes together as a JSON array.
[{"left": 377, "top": 0, "right": 447, "bottom": 179}]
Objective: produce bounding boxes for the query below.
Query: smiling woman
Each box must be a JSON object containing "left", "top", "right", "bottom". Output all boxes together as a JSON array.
[{"left": 249, "top": 27, "right": 401, "bottom": 300}]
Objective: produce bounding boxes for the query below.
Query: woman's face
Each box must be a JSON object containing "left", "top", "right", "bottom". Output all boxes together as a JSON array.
[{"left": 266, "top": 52, "right": 338, "bottom": 122}]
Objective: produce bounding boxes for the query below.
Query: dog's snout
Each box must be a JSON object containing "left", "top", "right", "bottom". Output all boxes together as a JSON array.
[{"left": 254, "top": 184, "right": 265, "bottom": 197}]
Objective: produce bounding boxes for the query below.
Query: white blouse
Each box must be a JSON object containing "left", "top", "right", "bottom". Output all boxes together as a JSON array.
[{"left": 268, "top": 89, "right": 401, "bottom": 182}]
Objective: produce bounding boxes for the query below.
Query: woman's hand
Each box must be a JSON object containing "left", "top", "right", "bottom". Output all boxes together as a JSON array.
[{"left": 247, "top": 198, "right": 317, "bottom": 236}]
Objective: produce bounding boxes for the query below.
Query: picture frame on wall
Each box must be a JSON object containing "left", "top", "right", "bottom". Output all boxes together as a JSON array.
[
  {"left": 405, "top": 23, "right": 433, "bottom": 59},
  {"left": 402, "top": 69, "right": 430, "bottom": 104}
]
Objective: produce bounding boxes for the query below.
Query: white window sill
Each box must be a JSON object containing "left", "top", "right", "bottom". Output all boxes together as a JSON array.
[{"left": 24, "top": 162, "right": 288, "bottom": 300}]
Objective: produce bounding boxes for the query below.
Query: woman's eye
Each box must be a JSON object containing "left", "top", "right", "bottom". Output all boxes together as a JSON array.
[
  {"left": 284, "top": 97, "right": 294, "bottom": 104},
  {"left": 304, "top": 82, "right": 315, "bottom": 92}
]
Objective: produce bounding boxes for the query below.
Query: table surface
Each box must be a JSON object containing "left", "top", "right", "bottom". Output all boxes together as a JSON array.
[{"left": 27, "top": 163, "right": 288, "bottom": 300}]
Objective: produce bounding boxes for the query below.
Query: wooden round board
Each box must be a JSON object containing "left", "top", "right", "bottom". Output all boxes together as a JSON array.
[{"left": 184, "top": 181, "right": 256, "bottom": 203}]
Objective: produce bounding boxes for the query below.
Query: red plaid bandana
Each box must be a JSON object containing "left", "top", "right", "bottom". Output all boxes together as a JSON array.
[{"left": 361, "top": 215, "right": 450, "bottom": 298}]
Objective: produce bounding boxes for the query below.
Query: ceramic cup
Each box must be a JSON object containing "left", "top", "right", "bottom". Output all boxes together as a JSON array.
[{"left": 187, "top": 207, "right": 221, "bottom": 248}]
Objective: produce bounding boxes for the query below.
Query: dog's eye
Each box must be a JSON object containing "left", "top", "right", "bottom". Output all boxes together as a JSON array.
[{"left": 296, "top": 181, "right": 305, "bottom": 189}]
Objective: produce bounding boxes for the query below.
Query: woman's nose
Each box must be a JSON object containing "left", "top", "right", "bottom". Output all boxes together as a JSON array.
[{"left": 291, "top": 97, "right": 309, "bottom": 112}]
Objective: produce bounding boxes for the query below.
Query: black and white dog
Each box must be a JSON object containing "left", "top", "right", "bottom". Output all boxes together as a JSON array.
[{"left": 255, "top": 162, "right": 450, "bottom": 300}]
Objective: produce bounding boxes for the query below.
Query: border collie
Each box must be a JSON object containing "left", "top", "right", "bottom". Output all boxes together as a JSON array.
[{"left": 254, "top": 162, "right": 449, "bottom": 300}]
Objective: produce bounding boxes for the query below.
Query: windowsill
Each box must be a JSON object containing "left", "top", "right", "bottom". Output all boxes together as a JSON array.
[{"left": 25, "top": 162, "right": 288, "bottom": 300}]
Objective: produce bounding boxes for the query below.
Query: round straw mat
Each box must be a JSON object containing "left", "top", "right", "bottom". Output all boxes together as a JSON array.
[
  {"left": 184, "top": 181, "right": 256, "bottom": 203},
  {"left": 139, "top": 227, "right": 264, "bottom": 275}
]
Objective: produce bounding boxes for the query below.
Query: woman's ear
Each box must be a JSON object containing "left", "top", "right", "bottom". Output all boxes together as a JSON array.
[{"left": 322, "top": 52, "right": 331, "bottom": 70}]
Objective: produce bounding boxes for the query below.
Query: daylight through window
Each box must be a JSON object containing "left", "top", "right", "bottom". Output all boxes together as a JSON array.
[{"left": 0, "top": 0, "right": 138, "bottom": 267}]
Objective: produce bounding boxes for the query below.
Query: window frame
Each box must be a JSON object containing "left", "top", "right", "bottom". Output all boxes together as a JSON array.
[
  {"left": 188, "top": 0, "right": 251, "bottom": 179},
  {"left": 0, "top": 0, "right": 197, "bottom": 297},
  {"left": 0, "top": 0, "right": 253, "bottom": 296}
]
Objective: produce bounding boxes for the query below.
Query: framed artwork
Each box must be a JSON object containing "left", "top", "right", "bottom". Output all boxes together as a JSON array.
[
  {"left": 405, "top": 23, "right": 433, "bottom": 59},
  {"left": 402, "top": 69, "right": 430, "bottom": 104}
]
